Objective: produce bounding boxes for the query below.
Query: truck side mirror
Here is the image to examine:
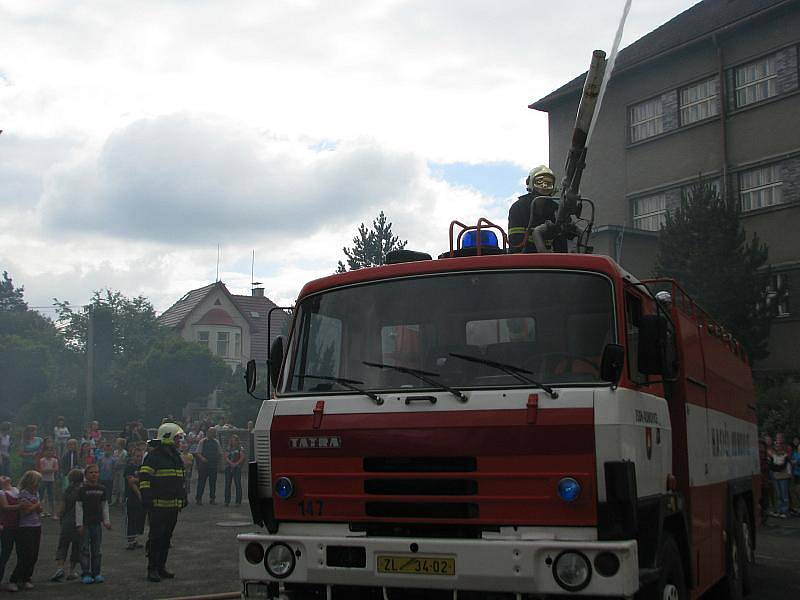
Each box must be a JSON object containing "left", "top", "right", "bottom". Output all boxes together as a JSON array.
[
  {"left": 269, "top": 336, "right": 286, "bottom": 389},
  {"left": 600, "top": 344, "right": 625, "bottom": 386},
  {"left": 245, "top": 359, "right": 258, "bottom": 394},
  {"left": 638, "top": 314, "right": 667, "bottom": 375}
]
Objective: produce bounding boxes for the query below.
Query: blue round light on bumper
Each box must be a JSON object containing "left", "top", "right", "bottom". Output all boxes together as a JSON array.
[
  {"left": 557, "top": 477, "right": 581, "bottom": 502},
  {"left": 275, "top": 477, "right": 294, "bottom": 499}
]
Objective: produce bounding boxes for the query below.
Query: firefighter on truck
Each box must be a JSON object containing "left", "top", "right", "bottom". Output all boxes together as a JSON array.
[{"left": 237, "top": 52, "right": 759, "bottom": 600}]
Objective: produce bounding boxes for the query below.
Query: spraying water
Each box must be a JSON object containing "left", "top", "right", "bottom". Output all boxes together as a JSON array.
[{"left": 586, "top": 0, "right": 633, "bottom": 145}]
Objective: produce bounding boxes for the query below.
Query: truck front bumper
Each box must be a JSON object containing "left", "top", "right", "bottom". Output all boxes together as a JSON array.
[{"left": 239, "top": 532, "right": 639, "bottom": 597}]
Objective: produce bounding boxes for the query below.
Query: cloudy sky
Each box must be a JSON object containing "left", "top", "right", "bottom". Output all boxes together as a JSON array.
[{"left": 1, "top": 0, "right": 700, "bottom": 315}]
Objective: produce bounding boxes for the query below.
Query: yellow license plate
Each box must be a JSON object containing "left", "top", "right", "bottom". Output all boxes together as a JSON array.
[{"left": 377, "top": 555, "right": 455, "bottom": 576}]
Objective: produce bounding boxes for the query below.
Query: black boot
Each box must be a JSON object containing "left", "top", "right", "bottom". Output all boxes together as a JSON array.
[
  {"left": 147, "top": 569, "right": 161, "bottom": 582},
  {"left": 158, "top": 568, "right": 175, "bottom": 579}
]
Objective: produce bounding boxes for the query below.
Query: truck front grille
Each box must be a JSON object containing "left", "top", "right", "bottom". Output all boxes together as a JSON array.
[
  {"left": 365, "top": 501, "right": 479, "bottom": 519},
  {"left": 363, "top": 456, "right": 476, "bottom": 473}
]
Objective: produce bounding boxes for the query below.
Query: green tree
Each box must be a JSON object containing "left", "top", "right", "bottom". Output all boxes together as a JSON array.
[
  {"left": 218, "top": 365, "right": 262, "bottom": 428},
  {"left": 757, "top": 383, "right": 800, "bottom": 436},
  {"left": 0, "top": 271, "right": 27, "bottom": 311},
  {"left": 654, "top": 182, "right": 774, "bottom": 361},
  {"left": 55, "top": 290, "right": 230, "bottom": 424},
  {"left": 336, "top": 211, "right": 407, "bottom": 272},
  {"left": 0, "top": 272, "right": 82, "bottom": 425}
]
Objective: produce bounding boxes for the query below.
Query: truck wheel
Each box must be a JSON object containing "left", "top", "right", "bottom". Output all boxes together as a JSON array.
[
  {"left": 640, "top": 534, "right": 687, "bottom": 600},
  {"left": 726, "top": 501, "right": 747, "bottom": 600},
  {"left": 736, "top": 499, "right": 754, "bottom": 595}
]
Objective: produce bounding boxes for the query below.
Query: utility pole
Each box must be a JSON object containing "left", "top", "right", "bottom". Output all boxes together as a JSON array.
[{"left": 85, "top": 305, "right": 94, "bottom": 423}]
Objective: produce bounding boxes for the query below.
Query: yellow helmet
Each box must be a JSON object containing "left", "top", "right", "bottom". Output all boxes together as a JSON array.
[
  {"left": 526, "top": 165, "right": 556, "bottom": 196},
  {"left": 157, "top": 422, "right": 185, "bottom": 445}
]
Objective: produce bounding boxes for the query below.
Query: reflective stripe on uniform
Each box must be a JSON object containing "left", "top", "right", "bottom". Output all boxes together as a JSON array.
[
  {"left": 508, "top": 227, "right": 528, "bottom": 236},
  {"left": 152, "top": 499, "right": 183, "bottom": 508},
  {"left": 139, "top": 465, "right": 155, "bottom": 474},
  {"left": 139, "top": 480, "right": 151, "bottom": 489},
  {"left": 154, "top": 468, "right": 184, "bottom": 477}
]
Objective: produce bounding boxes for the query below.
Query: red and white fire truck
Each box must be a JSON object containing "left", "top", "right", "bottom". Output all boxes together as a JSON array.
[{"left": 238, "top": 52, "right": 759, "bottom": 600}]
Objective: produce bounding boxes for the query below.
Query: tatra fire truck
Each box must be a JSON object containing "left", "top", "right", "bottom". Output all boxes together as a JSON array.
[{"left": 239, "top": 52, "right": 759, "bottom": 600}]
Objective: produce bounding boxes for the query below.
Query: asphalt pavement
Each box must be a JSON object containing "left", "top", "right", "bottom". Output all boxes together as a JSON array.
[{"left": 8, "top": 500, "right": 800, "bottom": 599}]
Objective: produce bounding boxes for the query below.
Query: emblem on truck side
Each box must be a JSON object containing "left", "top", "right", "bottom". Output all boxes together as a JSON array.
[{"left": 289, "top": 436, "right": 342, "bottom": 449}]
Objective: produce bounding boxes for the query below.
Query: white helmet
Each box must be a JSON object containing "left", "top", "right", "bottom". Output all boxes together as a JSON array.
[
  {"left": 526, "top": 165, "right": 556, "bottom": 196},
  {"left": 156, "top": 422, "right": 185, "bottom": 445}
]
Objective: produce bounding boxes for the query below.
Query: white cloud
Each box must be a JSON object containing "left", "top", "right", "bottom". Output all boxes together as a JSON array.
[{"left": 0, "top": 0, "right": 701, "bottom": 311}]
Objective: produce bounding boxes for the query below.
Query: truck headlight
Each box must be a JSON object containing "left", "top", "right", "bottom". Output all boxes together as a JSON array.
[
  {"left": 245, "top": 542, "right": 265, "bottom": 565},
  {"left": 553, "top": 551, "right": 591, "bottom": 591},
  {"left": 265, "top": 542, "right": 296, "bottom": 579}
]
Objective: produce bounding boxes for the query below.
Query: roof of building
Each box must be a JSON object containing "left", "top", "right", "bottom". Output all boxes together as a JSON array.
[
  {"left": 195, "top": 307, "right": 236, "bottom": 326},
  {"left": 158, "top": 282, "right": 292, "bottom": 363},
  {"left": 530, "top": 0, "right": 792, "bottom": 110}
]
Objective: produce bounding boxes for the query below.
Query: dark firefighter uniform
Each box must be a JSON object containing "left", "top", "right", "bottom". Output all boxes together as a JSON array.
[{"left": 139, "top": 424, "right": 187, "bottom": 582}]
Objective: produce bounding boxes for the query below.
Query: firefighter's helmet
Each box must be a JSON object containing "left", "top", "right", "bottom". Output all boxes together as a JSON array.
[
  {"left": 156, "top": 422, "right": 185, "bottom": 445},
  {"left": 526, "top": 165, "right": 556, "bottom": 196}
]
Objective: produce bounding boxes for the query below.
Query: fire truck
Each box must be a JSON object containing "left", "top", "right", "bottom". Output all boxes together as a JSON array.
[{"left": 238, "top": 52, "right": 760, "bottom": 600}]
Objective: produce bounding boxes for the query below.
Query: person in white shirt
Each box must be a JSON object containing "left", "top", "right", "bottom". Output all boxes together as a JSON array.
[{"left": 53, "top": 417, "right": 71, "bottom": 463}]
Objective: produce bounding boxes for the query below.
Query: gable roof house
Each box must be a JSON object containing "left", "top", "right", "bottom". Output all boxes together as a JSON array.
[
  {"left": 531, "top": 0, "right": 800, "bottom": 379},
  {"left": 159, "top": 281, "right": 291, "bottom": 372}
]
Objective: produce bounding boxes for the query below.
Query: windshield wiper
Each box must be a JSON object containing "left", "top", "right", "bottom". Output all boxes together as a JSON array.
[
  {"left": 448, "top": 353, "right": 558, "bottom": 399},
  {"left": 293, "top": 374, "right": 383, "bottom": 405},
  {"left": 362, "top": 361, "right": 468, "bottom": 402}
]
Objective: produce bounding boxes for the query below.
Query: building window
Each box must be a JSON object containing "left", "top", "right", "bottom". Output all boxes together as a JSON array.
[
  {"left": 766, "top": 273, "right": 791, "bottom": 317},
  {"left": 217, "top": 332, "right": 230, "bottom": 357},
  {"left": 739, "top": 164, "right": 783, "bottom": 212},
  {"left": 629, "top": 97, "right": 664, "bottom": 142},
  {"left": 197, "top": 331, "right": 209, "bottom": 346},
  {"left": 234, "top": 332, "right": 242, "bottom": 358},
  {"left": 735, "top": 54, "right": 777, "bottom": 108},
  {"left": 632, "top": 193, "right": 667, "bottom": 231},
  {"left": 680, "top": 77, "right": 719, "bottom": 125}
]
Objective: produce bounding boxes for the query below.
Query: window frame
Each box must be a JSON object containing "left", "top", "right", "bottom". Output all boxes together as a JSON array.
[
  {"left": 679, "top": 76, "right": 719, "bottom": 126},
  {"left": 632, "top": 193, "right": 668, "bottom": 231},
  {"left": 216, "top": 331, "right": 230, "bottom": 357},
  {"left": 734, "top": 54, "right": 778, "bottom": 108},
  {"left": 739, "top": 164, "right": 783, "bottom": 213},
  {"left": 629, "top": 96, "right": 665, "bottom": 143}
]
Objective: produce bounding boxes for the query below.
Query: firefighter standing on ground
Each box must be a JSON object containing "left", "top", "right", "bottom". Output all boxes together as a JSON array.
[
  {"left": 139, "top": 423, "right": 187, "bottom": 583},
  {"left": 508, "top": 165, "right": 557, "bottom": 253}
]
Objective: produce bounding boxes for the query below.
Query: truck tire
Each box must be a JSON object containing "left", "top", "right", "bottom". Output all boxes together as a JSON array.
[
  {"left": 726, "top": 501, "right": 747, "bottom": 600},
  {"left": 736, "top": 499, "right": 754, "bottom": 595},
  {"left": 639, "top": 534, "right": 687, "bottom": 600}
]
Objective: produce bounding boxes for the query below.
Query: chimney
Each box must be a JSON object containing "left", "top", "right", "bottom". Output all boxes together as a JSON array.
[{"left": 252, "top": 287, "right": 265, "bottom": 297}]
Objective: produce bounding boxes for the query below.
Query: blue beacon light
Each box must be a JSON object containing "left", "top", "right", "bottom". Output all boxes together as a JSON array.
[
  {"left": 462, "top": 230, "right": 499, "bottom": 249},
  {"left": 557, "top": 477, "right": 582, "bottom": 502}
]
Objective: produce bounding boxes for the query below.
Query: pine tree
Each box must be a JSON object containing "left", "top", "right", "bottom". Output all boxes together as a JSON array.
[
  {"left": 654, "top": 182, "right": 774, "bottom": 361},
  {"left": 336, "top": 211, "right": 407, "bottom": 272},
  {"left": 0, "top": 271, "right": 27, "bottom": 311}
]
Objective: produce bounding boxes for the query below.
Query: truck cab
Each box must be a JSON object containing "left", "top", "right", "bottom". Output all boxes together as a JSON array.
[{"left": 239, "top": 231, "right": 758, "bottom": 600}]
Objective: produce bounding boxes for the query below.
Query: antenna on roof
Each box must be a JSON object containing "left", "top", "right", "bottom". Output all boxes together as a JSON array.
[
  {"left": 251, "top": 249, "right": 255, "bottom": 289},
  {"left": 216, "top": 244, "right": 221, "bottom": 282}
]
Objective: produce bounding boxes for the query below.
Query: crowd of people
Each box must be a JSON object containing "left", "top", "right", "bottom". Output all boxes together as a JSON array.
[
  {"left": 760, "top": 432, "right": 800, "bottom": 520},
  {"left": 0, "top": 415, "right": 253, "bottom": 590}
]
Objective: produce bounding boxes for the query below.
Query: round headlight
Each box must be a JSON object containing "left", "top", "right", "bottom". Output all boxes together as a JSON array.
[
  {"left": 275, "top": 477, "right": 294, "bottom": 499},
  {"left": 245, "top": 542, "right": 265, "bottom": 565},
  {"left": 553, "top": 551, "right": 591, "bottom": 592},
  {"left": 557, "top": 477, "right": 581, "bottom": 502},
  {"left": 265, "top": 542, "right": 296, "bottom": 579}
]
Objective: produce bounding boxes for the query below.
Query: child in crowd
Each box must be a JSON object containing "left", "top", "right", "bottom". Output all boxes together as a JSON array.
[
  {"left": 10, "top": 471, "right": 43, "bottom": 591},
  {"left": 36, "top": 448, "right": 59, "bottom": 518},
  {"left": 79, "top": 441, "right": 94, "bottom": 468},
  {"left": 0, "top": 422, "right": 12, "bottom": 477},
  {"left": 51, "top": 469, "right": 84, "bottom": 582},
  {"left": 97, "top": 443, "right": 116, "bottom": 502},
  {"left": 124, "top": 447, "right": 145, "bottom": 550},
  {"left": 112, "top": 438, "right": 128, "bottom": 505},
  {"left": 53, "top": 416, "right": 71, "bottom": 461},
  {"left": 181, "top": 442, "right": 194, "bottom": 499},
  {"left": 76, "top": 464, "right": 111, "bottom": 584},
  {"left": 87, "top": 421, "right": 102, "bottom": 448},
  {"left": 0, "top": 475, "right": 23, "bottom": 591},
  {"left": 61, "top": 439, "right": 81, "bottom": 479}
]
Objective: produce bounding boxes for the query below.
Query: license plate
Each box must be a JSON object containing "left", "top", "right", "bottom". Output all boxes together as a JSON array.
[{"left": 377, "top": 555, "right": 455, "bottom": 576}]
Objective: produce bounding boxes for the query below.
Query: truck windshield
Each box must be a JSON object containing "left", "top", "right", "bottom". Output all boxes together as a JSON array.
[{"left": 282, "top": 270, "right": 615, "bottom": 395}]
